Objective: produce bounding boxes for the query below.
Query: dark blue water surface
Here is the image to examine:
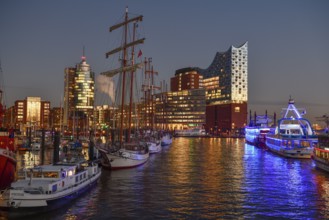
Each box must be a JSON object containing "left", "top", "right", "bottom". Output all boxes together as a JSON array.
[{"left": 2, "top": 138, "right": 329, "bottom": 219}]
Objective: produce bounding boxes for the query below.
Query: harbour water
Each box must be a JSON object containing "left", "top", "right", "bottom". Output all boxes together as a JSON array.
[{"left": 2, "top": 137, "right": 329, "bottom": 219}]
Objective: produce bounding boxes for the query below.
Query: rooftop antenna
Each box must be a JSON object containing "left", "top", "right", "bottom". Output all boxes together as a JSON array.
[{"left": 82, "top": 46, "right": 86, "bottom": 61}]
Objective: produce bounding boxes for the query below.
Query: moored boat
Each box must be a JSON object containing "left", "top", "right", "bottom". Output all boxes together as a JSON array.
[
  {"left": 144, "top": 136, "right": 161, "bottom": 154},
  {"left": 245, "top": 127, "right": 271, "bottom": 148},
  {"left": 0, "top": 86, "right": 16, "bottom": 190},
  {"left": 97, "top": 7, "right": 149, "bottom": 170},
  {"left": 98, "top": 141, "right": 149, "bottom": 170},
  {"left": 161, "top": 132, "right": 173, "bottom": 146},
  {"left": 174, "top": 128, "right": 209, "bottom": 137},
  {"left": 0, "top": 160, "right": 101, "bottom": 214},
  {"left": 0, "top": 129, "right": 16, "bottom": 190},
  {"left": 245, "top": 114, "right": 273, "bottom": 148},
  {"left": 312, "top": 134, "right": 329, "bottom": 172},
  {"left": 265, "top": 98, "right": 317, "bottom": 158}
]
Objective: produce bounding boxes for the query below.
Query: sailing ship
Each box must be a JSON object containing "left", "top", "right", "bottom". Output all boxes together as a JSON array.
[
  {"left": 265, "top": 98, "right": 317, "bottom": 158},
  {"left": 97, "top": 7, "right": 149, "bottom": 169},
  {"left": 141, "top": 58, "right": 161, "bottom": 153},
  {"left": 0, "top": 62, "right": 16, "bottom": 190}
]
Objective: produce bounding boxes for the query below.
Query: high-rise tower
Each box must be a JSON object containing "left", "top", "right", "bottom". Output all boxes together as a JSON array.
[
  {"left": 74, "top": 55, "right": 94, "bottom": 112},
  {"left": 63, "top": 53, "right": 95, "bottom": 135}
]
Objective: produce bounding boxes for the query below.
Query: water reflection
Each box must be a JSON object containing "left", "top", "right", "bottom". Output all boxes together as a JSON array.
[
  {"left": 4, "top": 138, "right": 329, "bottom": 219},
  {"left": 242, "top": 143, "right": 328, "bottom": 219}
]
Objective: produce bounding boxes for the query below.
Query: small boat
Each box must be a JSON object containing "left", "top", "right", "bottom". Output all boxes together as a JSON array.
[
  {"left": 265, "top": 98, "right": 317, "bottom": 158},
  {"left": 245, "top": 126, "right": 271, "bottom": 148},
  {"left": 98, "top": 141, "right": 149, "bottom": 170},
  {"left": 245, "top": 113, "right": 273, "bottom": 148},
  {"left": 0, "top": 159, "right": 101, "bottom": 213},
  {"left": 174, "top": 128, "right": 209, "bottom": 137},
  {"left": 145, "top": 136, "right": 161, "bottom": 154},
  {"left": 312, "top": 134, "right": 329, "bottom": 172},
  {"left": 161, "top": 132, "right": 173, "bottom": 146}
]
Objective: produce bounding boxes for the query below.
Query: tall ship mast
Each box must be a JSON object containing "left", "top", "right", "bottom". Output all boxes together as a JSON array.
[
  {"left": 101, "top": 7, "right": 145, "bottom": 145},
  {"left": 98, "top": 7, "right": 149, "bottom": 170},
  {"left": 141, "top": 57, "right": 160, "bottom": 129}
]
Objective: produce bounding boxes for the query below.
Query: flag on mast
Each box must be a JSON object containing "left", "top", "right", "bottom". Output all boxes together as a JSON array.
[{"left": 137, "top": 49, "right": 143, "bottom": 58}]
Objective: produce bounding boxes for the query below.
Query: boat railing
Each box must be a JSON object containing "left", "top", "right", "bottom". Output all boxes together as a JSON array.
[{"left": 280, "top": 134, "right": 318, "bottom": 139}]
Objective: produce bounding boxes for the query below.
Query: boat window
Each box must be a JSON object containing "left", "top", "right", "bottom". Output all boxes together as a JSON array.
[
  {"left": 43, "top": 172, "right": 59, "bottom": 178},
  {"left": 52, "top": 184, "right": 57, "bottom": 192},
  {"left": 29, "top": 171, "right": 43, "bottom": 178},
  {"left": 280, "top": 129, "right": 286, "bottom": 134},
  {"left": 300, "top": 141, "right": 310, "bottom": 147},
  {"left": 290, "top": 129, "right": 300, "bottom": 135}
]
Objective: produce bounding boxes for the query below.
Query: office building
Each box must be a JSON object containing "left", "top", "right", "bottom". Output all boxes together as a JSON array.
[
  {"left": 14, "top": 97, "right": 50, "bottom": 133},
  {"left": 63, "top": 55, "right": 95, "bottom": 135}
]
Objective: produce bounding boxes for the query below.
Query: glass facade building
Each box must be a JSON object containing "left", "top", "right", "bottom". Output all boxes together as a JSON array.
[
  {"left": 196, "top": 42, "right": 248, "bottom": 105},
  {"left": 63, "top": 56, "right": 95, "bottom": 133},
  {"left": 154, "top": 89, "right": 206, "bottom": 130},
  {"left": 74, "top": 57, "right": 94, "bottom": 111}
]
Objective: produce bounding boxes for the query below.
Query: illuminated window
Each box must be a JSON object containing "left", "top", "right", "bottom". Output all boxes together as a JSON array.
[{"left": 235, "top": 107, "right": 240, "bottom": 112}]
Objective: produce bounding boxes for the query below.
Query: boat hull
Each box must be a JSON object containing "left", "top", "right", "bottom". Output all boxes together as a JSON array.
[
  {"left": 266, "top": 137, "right": 313, "bottom": 159},
  {"left": 313, "top": 155, "right": 329, "bottom": 173},
  {"left": 0, "top": 151, "right": 16, "bottom": 190},
  {"left": 0, "top": 169, "right": 101, "bottom": 212},
  {"left": 161, "top": 134, "right": 172, "bottom": 146},
  {"left": 148, "top": 142, "right": 161, "bottom": 154},
  {"left": 312, "top": 135, "right": 329, "bottom": 172},
  {"left": 174, "top": 129, "right": 209, "bottom": 138},
  {"left": 99, "top": 148, "right": 149, "bottom": 170}
]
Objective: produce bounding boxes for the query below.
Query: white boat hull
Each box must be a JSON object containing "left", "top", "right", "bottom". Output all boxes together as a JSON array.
[
  {"left": 100, "top": 148, "right": 149, "bottom": 170},
  {"left": 266, "top": 141, "right": 313, "bottom": 159},
  {"left": 0, "top": 165, "right": 101, "bottom": 210},
  {"left": 161, "top": 134, "right": 172, "bottom": 146},
  {"left": 147, "top": 142, "right": 161, "bottom": 154}
]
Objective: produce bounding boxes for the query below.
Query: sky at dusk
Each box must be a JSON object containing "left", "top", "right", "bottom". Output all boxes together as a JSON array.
[{"left": 0, "top": 0, "right": 328, "bottom": 125}]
